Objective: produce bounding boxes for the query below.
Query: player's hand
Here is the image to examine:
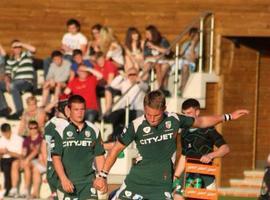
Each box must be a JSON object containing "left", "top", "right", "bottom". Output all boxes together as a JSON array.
[
  {"left": 200, "top": 154, "right": 212, "bottom": 163},
  {"left": 93, "top": 177, "right": 108, "bottom": 193},
  {"left": 60, "top": 176, "right": 74, "bottom": 193},
  {"left": 230, "top": 109, "right": 249, "bottom": 120}
]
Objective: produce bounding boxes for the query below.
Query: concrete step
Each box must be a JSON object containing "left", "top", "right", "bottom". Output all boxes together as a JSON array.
[
  {"left": 230, "top": 178, "right": 262, "bottom": 188},
  {"left": 244, "top": 170, "right": 264, "bottom": 179},
  {"left": 218, "top": 187, "right": 260, "bottom": 198}
]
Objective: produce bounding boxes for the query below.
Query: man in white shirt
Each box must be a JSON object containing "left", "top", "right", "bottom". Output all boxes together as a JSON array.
[
  {"left": 0, "top": 123, "right": 23, "bottom": 197},
  {"left": 62, "top": 18, "right": 88, "bottom": 58},
  {"left": 104, "top": 67, "right": 148, "bottom": 141}
]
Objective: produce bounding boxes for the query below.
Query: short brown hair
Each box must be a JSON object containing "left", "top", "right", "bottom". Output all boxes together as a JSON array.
[
  {"left": 26, "top": 96, "right": 37, "bottom": 104},
  {"left": 144, "top": 90, "right": 166, "bottom": 109},
  {"left": 68, "top": 95, "right": 86, "bottom": 108}
]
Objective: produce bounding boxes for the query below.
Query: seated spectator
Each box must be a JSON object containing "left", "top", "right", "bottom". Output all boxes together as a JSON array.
[
  {"left": 62, "top": 18, "right": 88, "bottom": 60},
  {"left": 0, "top": 43, "right": 6, "bottom": 79},
  {"left": 99, "top": 26, "right": 124, "bottom": 68},
  {"left": 94, "top": 52, "right": 118, "bottom": 96},
  {"left": 0, "top": 40, "right": 36, "bottom": 119},
  {"left": 41, "top": 50, "right": 71, "bottom": 107},
  {"left": 178, "top": 27, "right": 199, "bottom": 95},
  {"left": 21, "top": 121, "right": 43, "bottom": 198},
  {"left": 87, "top": 23, "right": 103, "bottom": 61},
  {"left": 143, "top": 25, "right": 172, "bottom": 95},
  {"left": 104, "top": 67, "right": 148, "bottom": 141},
  {"left": 18, "top": 96, "right": 47, "bottom": 136},
  {"left": 43, "top": 19, "right": 87, "bottom": 78},
  {"left": 0, "top": 123, "right": 23, "bottom": 197},
  {"left": 124, "top": 27, "right": 144, "bottom": 71},
  {"left": 64, "top": 64, "right": 102, "bottom": 122},
  {"left": 69, "top": 49, "right": 93, "bottom": 81}
]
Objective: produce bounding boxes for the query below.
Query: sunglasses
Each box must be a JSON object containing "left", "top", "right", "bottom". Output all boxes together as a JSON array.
[{"left": 28, "top": 127, "right": 38, "bottom": 130}]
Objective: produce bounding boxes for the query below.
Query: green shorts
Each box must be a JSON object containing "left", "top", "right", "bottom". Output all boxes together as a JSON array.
[
  {"left": 114, "top": 181, "right": 173, "bottom": 200},
  {"left": 58, "top": 183, "right": 98, "bottom": 200},
  {"left": 174, "top": 173, "right": 215, "bottom": 196}
]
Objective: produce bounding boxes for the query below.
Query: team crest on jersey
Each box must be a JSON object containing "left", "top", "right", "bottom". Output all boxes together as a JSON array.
[
  {"left": 85, "top": 131, "right": 91, "bottom": 138},
  {"left": 125, "top": 190, "right": 132, "bottom": 197},
  {"left": 143, "top": 126, "right": 151, "bottom": 133},
  {"left": 66, "top": 131, "right": 73, "bottom": 137},
  {"left": 133, "top": 194, "right": 143, "bottom": 200},
  {"left": 164, "top": 191, "right": 172, "bottom": 199},
  {"left": 165, "top": 121, "right": 172, "bottom": 129},
  {"left": 90, "top": 187, "right": 96, "bottom": 194}
]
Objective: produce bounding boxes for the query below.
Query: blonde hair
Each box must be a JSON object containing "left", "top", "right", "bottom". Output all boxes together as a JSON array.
[
  {"left": 26, "top": 96, "right": 37, "bottom": 104},
  {"left": 99, "top": 26, "right": 117, "bottom": 53},
  {"left": 144, "top": 90, "right": 166, "bottom": 109}
]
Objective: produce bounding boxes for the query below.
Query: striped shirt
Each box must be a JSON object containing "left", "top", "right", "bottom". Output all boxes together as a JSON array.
[{"left": 5, "top": 51, "right": 34, "bottom": 80}]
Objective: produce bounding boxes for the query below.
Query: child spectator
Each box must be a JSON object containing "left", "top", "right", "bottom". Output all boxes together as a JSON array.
[
  {"left": 65, "top": 64, "right": 102, "bottom": 122},
  {"left": 62, "top": 18, "right": 88, "bottom": 59},
  {"left": 99, "top": 26, "right": 124, "bottom": 68},
  {"left": 21, "top": 121, "right": 43, "bottom": 198},
  {"left": 124, "top": 27, "right": 144, "bottom": 71},
  {"left": 0, "top": 123, "right": 23, "bottom": 197},
  {"left": 69, "top": 49, "right": 93, "bottom": 81},
  {"left": 178, "top": 27, "right": 199, "bottom": 95},
  {"left": 41, "top": 50, "right": 71, "bottom": 107},
  {"left": 18, "top": 96, "right": 47, "bottom": 136}
]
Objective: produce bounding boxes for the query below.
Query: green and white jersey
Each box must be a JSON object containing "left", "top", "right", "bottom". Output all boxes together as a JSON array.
[
  {"left": 118, "top": 112, "right": 194, "bottom": 190},
  {"left": 44, "top": 117, "right": 67, "bottom": 188},
  {"left": 51, "top": 119, "right": 105, "bottom": 185}
]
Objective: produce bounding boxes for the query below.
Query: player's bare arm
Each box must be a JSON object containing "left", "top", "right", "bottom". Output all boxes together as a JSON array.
[
  {"left": 52, "top": 155, "right": 74, "bottom": 193},
  {"left": 93, "top": 141, "right": 125, "bottom": 192},
  {"left": 193, "top": 109, "right": 249, "bottom": 128},
  {"left": 200, "top": 144, "right": 230, "bottom": 164}
]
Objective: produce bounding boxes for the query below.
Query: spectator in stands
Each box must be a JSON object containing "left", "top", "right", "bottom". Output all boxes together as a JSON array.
[
  {"left": 143, "top": 25, "right": 172, "bottom": 95},
  {"left": 21, "top": 120, "right": 43, "bottom": 198},
  {"left": 43, "top": 19, "right": 87, "bottom": 78},
  {"left": 0, "top": 40, "right": 36, "bottom": 119},
  {"left": 99, "top": 26, "right": 124, "bottom": 68},
  {"left": 62, "top": 18, "right": 88, "bottom": 59},
  {"left": 178, "top": 27, "right": 199, "bottom": 95},
  {"left": 41, "top": 50, "right": 71, "bottom": 107},
  {"left": 18, "top": 96, "right": 47, "bottom": 136},
  {"left": 0, "top": 43, "right": 6, "bottom": 78},
  {"left": 124, "top": 27, "right": 144, "bottom": 71},
  {"left": 69, "top": 49, "right": 93, "bottom": 81},
  {"left": 104, "top": 67, "right": 148, "bottom": 141},
  {"left": 64, "top": 64, "right": 102, "bottom": 122},
  {"left": 0, "top": 123, "right": 23, "bottom": 197},
  {"left": 94, "top": 51, "right": 118, "bottom": 96},
  {"left": 87, "top": 23, "right": 103, "bottom": 61}
]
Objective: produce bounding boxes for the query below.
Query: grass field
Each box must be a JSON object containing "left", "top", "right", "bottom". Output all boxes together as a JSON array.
[{"left": 219, "top": 196, "right": 257, "bottom": 200}]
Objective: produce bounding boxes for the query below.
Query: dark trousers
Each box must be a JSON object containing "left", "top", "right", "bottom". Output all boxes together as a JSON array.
[
  {"left": 104, "top": 109, "right": 140, "bottom": 141},
  {"left": 0, "top": 158, "right": 15, "bottom": 196}
]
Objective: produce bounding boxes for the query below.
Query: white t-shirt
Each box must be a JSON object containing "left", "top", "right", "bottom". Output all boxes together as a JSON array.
[
  {"left": 0, "top": 133, "right": 23, "bottom": 158},
  {"left": 110, "top": 75, "right": 148, "bottom": 111},
  {"left": 62, "top": 32, "right": 88, "bottom": 55}
]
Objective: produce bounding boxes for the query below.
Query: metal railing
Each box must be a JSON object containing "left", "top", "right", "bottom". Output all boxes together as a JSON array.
[{"left": 100, "top": 12, "right": 215, "bottom": 137}]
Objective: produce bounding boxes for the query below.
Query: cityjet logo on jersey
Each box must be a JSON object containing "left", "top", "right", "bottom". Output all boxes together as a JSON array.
[
  {"left": 139, "top": 132, "right": 174, "bottom": 145},
  {"left": 63, "top": 140, "right": 93, "bottom": 147}
]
